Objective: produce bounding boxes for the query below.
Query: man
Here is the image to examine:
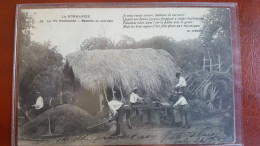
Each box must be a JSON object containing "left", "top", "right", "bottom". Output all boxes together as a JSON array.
[
  {"left": 31, "top": 92, "right": 44, "bottom": 116},
  {"left": 223, "top": 105, "right": 234, "bottom": 142},
  {"left": 18, "top": 97, "right": 29, "bottom": 124},
  {"left": 174, "top": 72, "right": 187, "bottom": 93},
  {"left": 108, "top": 97, "right": 132, "bottom": 137},
  {"left": 33, "top": 92, "right": 44, "bottom": 109},
  {"left": 173, "top": 92, "right": 191, "bottom": 128},
  {"left": 169, "top": 92, "right": 181, "bottom": 127},
  {"left": 129, "top": 87, "right": 143, "bottom": 117}
]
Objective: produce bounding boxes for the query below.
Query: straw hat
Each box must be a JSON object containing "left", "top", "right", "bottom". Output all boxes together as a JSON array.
[
  {"left": 132, "top": 87, "right": 138, "bottom": 92},
  {"left": 177, "top": 91, "right": 183, "bottom": 95}
]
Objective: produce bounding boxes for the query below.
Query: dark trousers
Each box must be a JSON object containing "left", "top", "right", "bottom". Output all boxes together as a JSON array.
[
  {"left": 174, "top": 86, "right": 185, "bottom": 93},
  {"left": 29, "top": 108, "right": 45, "bottom": 119},
  {"left": 180, "top": 104, "right": 191, "bottom": 128},
  {"left": 130, "top": 102, "right": 141, "bottom": 117},
  {"left": 113, "top": 105, "right": 132, "bottom": 136}
]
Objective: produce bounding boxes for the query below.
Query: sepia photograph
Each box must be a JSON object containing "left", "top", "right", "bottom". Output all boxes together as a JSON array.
[{"left": 15, "top": 5, "right": 236, "bottom": 145}]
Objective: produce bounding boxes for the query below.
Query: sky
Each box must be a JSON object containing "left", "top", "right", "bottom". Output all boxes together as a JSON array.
[{"left": 23, "top": 8, "right": 208, "bottom": 56}]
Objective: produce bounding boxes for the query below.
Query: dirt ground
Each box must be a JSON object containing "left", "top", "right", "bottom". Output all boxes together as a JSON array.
[{"left": 18, "top": 114, "right": 233, "bottom": 145}]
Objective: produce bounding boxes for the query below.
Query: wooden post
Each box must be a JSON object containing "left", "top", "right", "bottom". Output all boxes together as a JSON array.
[
  {"left": 203, "top": 56, "right": 206, "bottom": 71},
  {"left": 99, "top": 94, "right": 104, "bottom": 112},
  {"left": 151, "top": 110, "right": 160, "bottom": 125},
  {"left": 142, "top": 110, "right": 149, "bottom": 124},
  {"left": 112, "top": 87, "right": 115, "bottom": 99},
  {"left": 103, "top": 88, "right": 108, "bottom": 102},
  {"left": 119, "top": 85, "right": 124, "bottom": 102},
  {"left": 209, "top": 57, "right": 212, "bottom": 72},
  {"left": 207, "top": 49, "right": 212, "bottom": 72},
  {"left": 219, "top": 98, "right": 222, "bottom": 110},
  {"left": 207, "top": 49, "right": 211, "bottom": 60},
  {"left": 218, "top": 54, "right": 221, "bottom": 71}
]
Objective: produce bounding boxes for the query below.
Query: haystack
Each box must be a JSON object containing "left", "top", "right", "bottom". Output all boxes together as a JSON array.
[
  {"left": 65, "top": 48, "right": 180, "bottom": 114},
  {"left": 19, "top": 104, "right": 110, "bottom": 139}
]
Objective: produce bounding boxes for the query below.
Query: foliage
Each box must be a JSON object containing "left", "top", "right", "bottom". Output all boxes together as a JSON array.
[
  {"left": 19, "top": 42, "right": 63, "bottom": 105},
  {"left": 115, "top": 35, "right": 136, "bottom": 49},
  {"left": 199, "top": 8, "right": 232, "bottom": 70},
  {"left": 19, "top": 12, "right": 64, "bottom": 105},
  {"left": 80, "top": 37, "right": 114, "bottom": 51},
  {"left": 19, "top": 12, "right": 34, "bottom": 80},
  {"left": 173, "top": 39, "right": 206, "bottom": 72},
  {"left": 186, "top": 71, "right": 233, "bottom": 112},
  {"left": 80, "top": 36, "right": 206, "bottom": 72},
  {"left": 136, "top": 36, "right": 176, "bottom": 50},
  {"left": 20, "top": 12, "right": 34, "bottom": 47}
]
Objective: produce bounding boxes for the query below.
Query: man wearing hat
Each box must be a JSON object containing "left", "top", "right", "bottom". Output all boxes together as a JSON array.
[
  {"left": 174, "top": 72, "right": 187, "bottom": 93},
  {"left": 169, "top": 92, "right": 181, "bottom": 127},
  {"left": 33, "top": 92, "right": 44, "bottom": 109},
  {"left": 31, "top": 92, "right": 44, "bottom": 116},
  {"left": 108, "top": 96, "right": 132, "bottom": 137},
  {"left": 129, "top": 87, "right": 143, "bottom": 117},
  {"left": 18, "top": 97, "right": 29, "bottom": 123},
  {"left": 173, "top": 91, "right": 191, "bottom": 128}
]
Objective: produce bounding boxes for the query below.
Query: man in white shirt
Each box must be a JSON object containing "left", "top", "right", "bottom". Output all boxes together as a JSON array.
[
  {"left": 30, "top": 92, "right": 44, "bottom": 118},
  {"left": 173, "top": 95, "right": 188, "bottom": 107},
  {"left": 173, "top": 92, "right": 191, "bottom": 128},
  {"left": 33, "top": 95, "right": 44, "bottom": 110},
  {"left": 108, "top": 97, "right": 132, "bottom": 137},
  {"left": 130, "top": 88, "right": 143, "bottom": 104},
  {"left": 129, "top": 87, "right": 143, "bottom": 117},
  {"left": 174, "top": 73, "right": 187, "bottom": 93},
  {"left": 108, "top": 100, "right": 123, "bottom": 117}
]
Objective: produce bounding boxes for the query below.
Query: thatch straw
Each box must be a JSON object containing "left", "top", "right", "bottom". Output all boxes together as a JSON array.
[{"left": 65, "top": 48, "right": 180, "bottom": 98}]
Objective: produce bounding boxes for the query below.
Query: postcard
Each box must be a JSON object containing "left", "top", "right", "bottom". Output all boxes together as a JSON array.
[{"left": 14, "top": 3, "right": 240, "bottom": 145}]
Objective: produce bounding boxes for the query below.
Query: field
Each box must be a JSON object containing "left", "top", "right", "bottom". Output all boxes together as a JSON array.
[{"left": 18, "top": 112, "right": 232, "bottom": 145}]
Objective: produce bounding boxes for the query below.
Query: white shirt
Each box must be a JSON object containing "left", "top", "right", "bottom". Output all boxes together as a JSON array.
[
  {"left": 108, "top": 100, "right": 123, "bottom": 115},
  {"left": 176, "top": 76, "right": 187, "bottom": 87},
  {"left": 173, "top": 96, "right": 188, "bottom": 107},
  {"left": 130, "top": 92, "right": 142, "bottom": 103},
  {"left": 34, "top": 96, "right": 44, "bottom": 110}
]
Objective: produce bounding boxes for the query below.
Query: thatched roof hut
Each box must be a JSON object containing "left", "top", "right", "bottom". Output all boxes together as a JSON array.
[
  {"left": 65, "top": 48, "right": 180, "bottom": 114},
  {"left": 66, "top": 48, "right": 179, "bottom": 95}
]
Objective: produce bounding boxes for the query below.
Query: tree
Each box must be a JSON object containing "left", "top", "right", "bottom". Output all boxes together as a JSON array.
[
  {"left": 19, "top": 12, "right": 35, "bottom": 81},
  {"left": 174, "top": 39, "right": 206, "bottom": 72},
  {"left": 136, "top": 36, "right": 176, "bottom": 51},
  {"left": 18, "top": 12, "right": 64, "bottom": 106},
  {"left": 199, "top": 8, "right": 232, "bottom": 70},
  {"left": 80, "top": 37, "right": 114, "bottom": 51},
  {"left": 135, "top": 36, "right": 205, "bottom": 72},
  {"left": 19, "top": 42, "right": 64, "bottom": 105},
  {"left": 115, "top": 35, "right": 136, "bottom": 49},
  {"left": 20, "top": 12, "right": 34, "bottom": 47}
]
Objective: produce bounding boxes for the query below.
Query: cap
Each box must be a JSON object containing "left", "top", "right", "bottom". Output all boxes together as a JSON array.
[{"left": 132, "top": 87, "right": 138, "bottom": 91}]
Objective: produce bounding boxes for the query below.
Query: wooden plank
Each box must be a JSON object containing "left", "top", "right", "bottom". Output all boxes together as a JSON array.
[
  {"left": 119, "top": 85, "right": 124, "bottom": 102},
  {"left": 112, "top": 87, "right": 115, "bottom": 99},
  {"left": 103, "top": 88, "right": 108, "bottom": 102}
]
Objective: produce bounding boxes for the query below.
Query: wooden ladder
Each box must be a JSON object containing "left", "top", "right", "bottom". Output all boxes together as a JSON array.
[{"left": 191, "top": 74, "right": 213, "bottom": 94}]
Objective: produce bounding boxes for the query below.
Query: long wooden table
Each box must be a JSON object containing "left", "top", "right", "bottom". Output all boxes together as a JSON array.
[{"left": 133, "top": 105, "right": 172, "bottom": 125}]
